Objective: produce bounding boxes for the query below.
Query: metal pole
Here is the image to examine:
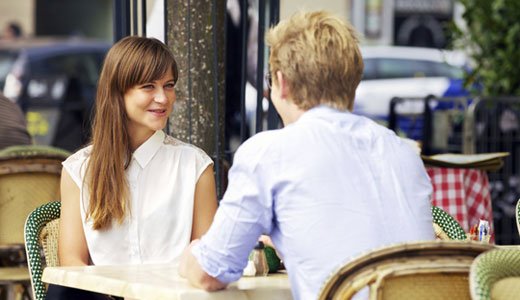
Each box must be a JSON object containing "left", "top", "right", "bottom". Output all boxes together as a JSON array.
[
  {"left": 132, "top": 0, "right": 138, "bottom": 35},
  {"left": 141, "top": 0, "right": 147, "bottom": 36},
  {"left": 113, "top": 0, "right": 131, "bottom": 42},
  {"left": 239, "top": 0, "right": 248, "bottom": 142},
  {"left": 255, "top": 0, "right": 266, "bottom": 133},
  {"left": 266, "top": 0, "right": 280, "bottom": 130},
  {"left": 212, "top": 0, "right": 222, "bottom": 198}
]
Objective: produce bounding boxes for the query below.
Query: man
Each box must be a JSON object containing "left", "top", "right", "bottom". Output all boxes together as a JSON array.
[
  {"left": 180, "top": 10, "right": 434, "bottom": 300},
  {"left": 0, "top": 93, "right": 31, "bottom": 150}
]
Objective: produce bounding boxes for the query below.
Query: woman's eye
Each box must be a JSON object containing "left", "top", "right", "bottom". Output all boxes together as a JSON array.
[
  {"left": 164, "top": 83, "right": 176, "bottom": 89},
  {"left": 141, "top": 84, "right": 154, "bottom": 90}
]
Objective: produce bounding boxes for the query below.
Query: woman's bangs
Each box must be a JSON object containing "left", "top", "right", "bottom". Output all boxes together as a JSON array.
[{"left": 138, "top": 49, "right": 175, "bottom": 84}]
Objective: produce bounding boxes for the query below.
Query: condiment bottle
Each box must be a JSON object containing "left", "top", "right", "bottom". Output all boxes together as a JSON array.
[{"left": 252, "top": 241, "right": 269, "bottom": 276}]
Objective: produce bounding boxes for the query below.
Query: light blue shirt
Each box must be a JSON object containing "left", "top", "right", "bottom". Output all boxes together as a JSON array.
[{"left": 192, "top": 106, "right": 434, "bottom": 300}]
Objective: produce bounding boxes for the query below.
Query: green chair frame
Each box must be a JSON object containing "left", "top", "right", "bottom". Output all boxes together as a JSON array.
[
  {"left": 516, "top": 198, "right": 520, "bottom": 238},
  {"left": 431, "top": 205, "right": 467, "bottom": 240},
  {"left": 24, "top": 201, "right": 61, "bottom": 300},
  {"left": 470, "top": 248, "right": 520, "bottom": 300}
]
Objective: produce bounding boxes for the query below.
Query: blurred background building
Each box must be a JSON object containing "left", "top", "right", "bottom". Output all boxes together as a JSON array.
[{"left": 1, "top": 0, "right": 462, "bottom": 48}]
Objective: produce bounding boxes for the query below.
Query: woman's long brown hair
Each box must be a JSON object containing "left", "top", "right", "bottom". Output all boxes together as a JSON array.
[{"left": 86, "top": 36, "right": 178, "bottom": 230}]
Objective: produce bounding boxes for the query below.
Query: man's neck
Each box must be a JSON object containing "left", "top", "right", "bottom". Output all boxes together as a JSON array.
[{"left": 281, "top": 102, "right": 306, "bottom": 126}]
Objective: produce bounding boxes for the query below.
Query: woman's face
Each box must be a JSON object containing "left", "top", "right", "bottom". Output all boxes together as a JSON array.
[{"left": 124, "top": 69, "right": 176, "bottom": 146}]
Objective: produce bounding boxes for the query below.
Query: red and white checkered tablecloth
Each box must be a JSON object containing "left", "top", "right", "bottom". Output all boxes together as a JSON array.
[{"left": 427, "top": 167, "right": 494, "bottom": 235}]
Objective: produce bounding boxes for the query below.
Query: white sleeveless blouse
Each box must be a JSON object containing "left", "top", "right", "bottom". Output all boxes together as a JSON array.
[{"left": 62, "top": 130, "right": 213, "bottom": 266}]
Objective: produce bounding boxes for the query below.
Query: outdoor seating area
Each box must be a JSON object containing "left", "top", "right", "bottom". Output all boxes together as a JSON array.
[
  {"left": 0, "top": 101, "right": 517, "bottom": 300},
  {"left": 1, "top": 1, "right": 520, "bottom": 299}
]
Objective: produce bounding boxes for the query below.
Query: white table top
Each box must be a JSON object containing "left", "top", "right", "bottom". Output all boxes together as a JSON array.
[{"left": 42, "top": 264, "right": 292, "bottom": 300}]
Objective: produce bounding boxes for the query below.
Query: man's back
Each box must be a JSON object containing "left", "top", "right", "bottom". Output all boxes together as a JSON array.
[
  {"left": 0, "top": 94, "right": 31, "bottom": 150},
  {"left": 238, "top": 106, "right": 434, "bottom": 299}
]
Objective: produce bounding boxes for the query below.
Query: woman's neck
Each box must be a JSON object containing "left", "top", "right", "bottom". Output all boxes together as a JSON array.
[{"left": 129, "top": 129, "right": 155, "bottom": 151}]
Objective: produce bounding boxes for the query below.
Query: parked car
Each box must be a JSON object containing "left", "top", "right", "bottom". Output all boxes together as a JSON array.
[
  {"left": 353, "top": 45, "right": 471, "bottom": 122},
  {"left": 0, "top": 37, "right": 110, "bottom": 151}
]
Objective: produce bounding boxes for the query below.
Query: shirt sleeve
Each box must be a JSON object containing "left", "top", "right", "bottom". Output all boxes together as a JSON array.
[
  {"left": 193, "top": 147, "right": 213, "bottom": 180},
  {"left": 191, "top": 135, "right": 276, "bottom": 284},
  {"left": 61, "top": 147, "right": 90, "bottom": 188}
]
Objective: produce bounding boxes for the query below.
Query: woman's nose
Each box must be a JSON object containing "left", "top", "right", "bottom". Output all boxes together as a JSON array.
[{"left": 154, "top": 89, "right": 168, "bottom": 103}]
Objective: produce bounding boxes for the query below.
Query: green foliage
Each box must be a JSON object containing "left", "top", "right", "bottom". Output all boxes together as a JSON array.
[{"left": 454, "top": 0, "right": 520, "bottom": 96}]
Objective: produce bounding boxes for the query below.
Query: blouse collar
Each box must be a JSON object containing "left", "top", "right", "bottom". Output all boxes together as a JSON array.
[{"left": 132, "top": 130, "right": 165, "bottom": 168}]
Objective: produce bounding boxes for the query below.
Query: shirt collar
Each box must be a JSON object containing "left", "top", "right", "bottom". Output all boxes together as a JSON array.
[
  {"left": 132, "top": 130, "right": 165, "bottom": 168},
  {"left": 297, "top": 105, "right": 347, "bottom": 123}
]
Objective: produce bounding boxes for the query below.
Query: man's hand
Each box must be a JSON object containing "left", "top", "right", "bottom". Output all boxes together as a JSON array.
[{"left": 179, "top": 239, "right": 227, "bottom": 291}]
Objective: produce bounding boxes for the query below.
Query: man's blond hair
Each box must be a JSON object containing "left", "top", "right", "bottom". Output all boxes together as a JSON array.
[{"left": 266, "top": 10, "right": 363, "bottom": 111}]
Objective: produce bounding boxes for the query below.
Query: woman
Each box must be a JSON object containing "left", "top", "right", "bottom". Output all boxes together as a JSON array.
[{"left": 51, "top": 36, "right": 217, "bottom": 299}]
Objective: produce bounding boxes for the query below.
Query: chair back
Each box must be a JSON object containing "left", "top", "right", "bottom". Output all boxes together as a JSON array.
[
  {"left": 0, "top": 145, "right": 68, "bottom": 245},
  {"left": 318, "top": 240, "right": 494, "bottom": 300},
  {"left": 470, "top": 248, "right": 520, "bottom": 300},
  {"left": 431, "top": 205, "right": 467, "bottom": 240},
  {"left": 24, "top": 201, "right": 61, "bottom": 300}
]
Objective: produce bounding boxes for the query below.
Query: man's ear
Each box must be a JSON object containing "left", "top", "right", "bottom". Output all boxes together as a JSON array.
[{"left": 276, "top": 70, "right": 289, "bottom": 99}]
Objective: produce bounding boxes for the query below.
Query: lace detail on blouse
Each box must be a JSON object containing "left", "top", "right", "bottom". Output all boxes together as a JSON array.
[{"left": 163, "top": 135, "right": 211, "bottom": 159}]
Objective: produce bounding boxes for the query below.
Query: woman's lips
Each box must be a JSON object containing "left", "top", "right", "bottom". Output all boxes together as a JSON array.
[{"left": 148, "top": 109, "right": 167, "bottom": 116}]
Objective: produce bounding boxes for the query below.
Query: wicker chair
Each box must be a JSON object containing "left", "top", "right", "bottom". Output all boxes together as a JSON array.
[
  {"left": 470, "top": 248, "right": 520, "bottom": 300},
  {"left": 431, "top": 205, "right": 467, "bottom": 240},
  {"left": 24, "top": 201, "right": 61, "bottom": 300},
  {"left": 0, "top": 145, "right": 68, "bottom": 246},
  {"left": 318, "top": 240, "right": 494, "bottom": 300},
  {"left": 0, "top": 145, "right": 68, "bottom": 299}
]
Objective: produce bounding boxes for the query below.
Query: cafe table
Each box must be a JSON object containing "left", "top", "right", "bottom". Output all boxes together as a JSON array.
[
  {"left": 426, "top": 166, "right": 493, "bottom": 235},
  {"left": 42, "top": 264, "right": 292, "bottom": 300}
]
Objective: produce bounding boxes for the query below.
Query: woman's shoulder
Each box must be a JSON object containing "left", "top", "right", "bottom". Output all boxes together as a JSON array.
[
  {"left": 65, "top": 145, "right": 92, "bottom": 162},
  {"left": 62, "top": 145, "right": 92, "bottom": 183},
  {"left": 162, "top": 135, "right": 210, "bottom": 159}
]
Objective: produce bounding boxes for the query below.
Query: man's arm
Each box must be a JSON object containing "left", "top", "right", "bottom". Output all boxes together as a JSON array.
[
  {"left": 179, "top": 134, "right": 277, "bottom": 290},
  {"left": 179, "top": 240, "right": 227, "bottom": 291}
]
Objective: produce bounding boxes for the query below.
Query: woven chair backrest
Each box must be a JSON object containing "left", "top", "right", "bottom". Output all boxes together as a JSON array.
[
  {"left": 24, "top": 201, "right": 61, "bottom": 300},
  {"left": 0, "top": 157, "right": 63, "bottom": 244},
  {"left": 470, "top": 248, "right": 520, "bottom": 300},
  {"left": 431, "top": 205, "right": 467, "bottom": 240},
  {"left": 0, "top": 145, "right": 68, "bottom": 245},
  {"left": 40, "top": 219, "right": 60, "bottom": 268},
  {"left": 318, "top": 241, "right": 494, "bottom": 300}
]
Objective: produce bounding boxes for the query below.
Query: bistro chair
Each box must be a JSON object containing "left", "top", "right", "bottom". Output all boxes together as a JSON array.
[
  {"left": 0, "top": 145, "right": 68, "bottom": 299},
  {"left": 317, "top": 240, "right": 494, "bottom": 300},
  {"left": 431, "top": 205, "right": 467, "bottom": 240},
  {"left": 470, "top": 248, "right": 520, "bottom": 300},
  {"left": 0, "top": 145, "right": 68, "bottom": 245},
  {"left": 24, "top": 201, "right": 61, "bottom": 300}
]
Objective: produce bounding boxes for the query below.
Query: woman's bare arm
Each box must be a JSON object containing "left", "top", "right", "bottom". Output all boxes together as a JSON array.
[
  {"left": 58, "top": 168, "right": 90, "bottom": 266},
  {"left": 191, "top": 165, "right": 218, "bottom": 240}
]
